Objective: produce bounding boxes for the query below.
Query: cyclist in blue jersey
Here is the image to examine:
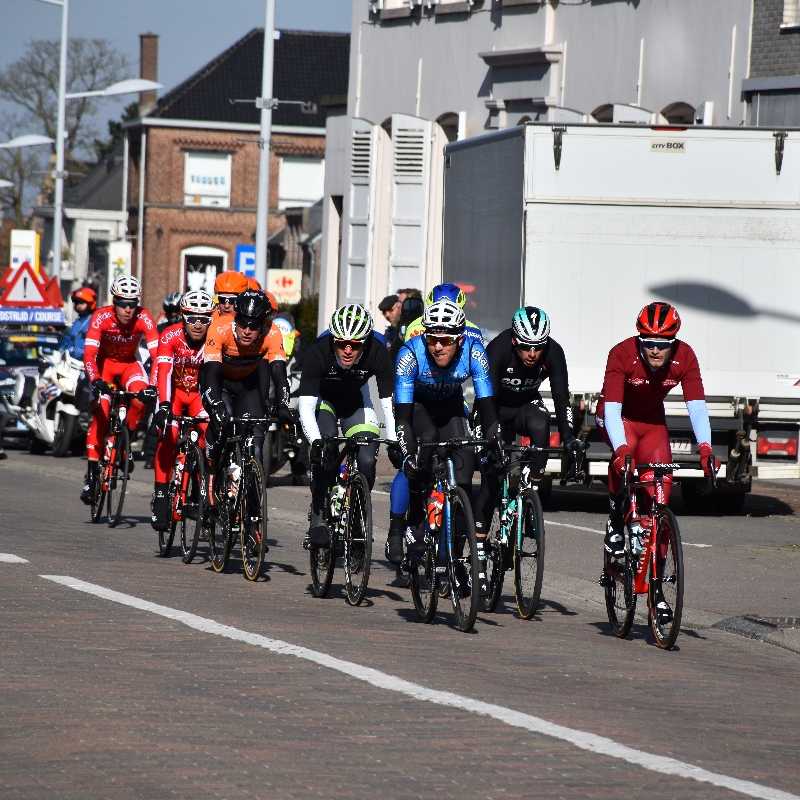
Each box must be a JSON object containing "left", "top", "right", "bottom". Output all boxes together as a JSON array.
[{"left": 390, "top": 298, "right": 503, "bottom": 564}]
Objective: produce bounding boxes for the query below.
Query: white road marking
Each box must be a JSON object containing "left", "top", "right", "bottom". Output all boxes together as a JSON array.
[
  {"left": 546, "top": 519, "right": 712, "bottom": 548},
  {"left": 0, "top": 553, "right": 29, "bottom": 563},
  {"left": 41, "top": 574, "right": 794, "bottom": 800}
]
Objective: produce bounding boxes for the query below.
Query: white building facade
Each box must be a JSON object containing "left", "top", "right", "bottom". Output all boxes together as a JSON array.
[{"left": 319, "top": 0, "right": 754, "bottom": 326}]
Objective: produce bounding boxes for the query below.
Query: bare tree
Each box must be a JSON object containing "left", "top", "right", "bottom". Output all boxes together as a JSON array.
[
  {"left": 0, "top": 114, "right": 44, "bottom": 227},
  {"left": 0, "top": 38, "right": 129, "bottom": 162}
]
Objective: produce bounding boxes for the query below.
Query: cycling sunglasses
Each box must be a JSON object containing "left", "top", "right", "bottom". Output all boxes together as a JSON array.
[
  {"left": 639, "top": 337, "right": 675, "bottom": 351},
  {"left": 217, "top": 294, "right": 237, "bottom": 304},
  {"left": 333, "top": 338, "right": 364, "bottom": 350},
  {"left": 425, "top": 333, "right": 459, "bottom": 347},
  {"left": 184, "top": 314, "right": 212, "bottom": 326},
  {"left": 113, "top": 298, "right": 138, "bottom": 309},
  {"left": 514, "top": 342, "right": 545, "bottom": 352},
  {"left": 235, "top": 315, "right": 262, "bottom": 331}
]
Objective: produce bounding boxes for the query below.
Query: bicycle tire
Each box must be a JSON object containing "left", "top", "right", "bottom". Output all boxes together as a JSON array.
[
  {"left": 181, "top": 446, "right": 207, "bottom": 564},
  {"left": 481, "top": 509, "right": 505, "bottom": 613},
  {"left": 108, "top": 427, "right": 130, "bottom": 528},
  {"left": 448, "top": 486, "right": 480, "bottom": 633},
  {"left": 603, "top": 549, "right": 637, "bottom": 638},
  {"left": 159, "top": 457, "right": 182, "bottom": 557},
  {"left": 90, "top": 460, "right": 108, "bottom": 523},
  {"left": 209, "top": 466, "right": 234, "bottom": 573},
  {"left": 343, "top": 472, "right": 372, "bottom": 606},
  {"left": 409, "top": 536, "right": 438, "bottom": 623},
  {"left": 649, "top": 508, "right": 684, "bottom": 650},
  {"left": 241, "top": 456, "right": 267, "bottom": 582},
  {"left": 309, "top": 538, "right": 335, "bottom": 598},
  {"left": 514, "top": 488, "right": 546, "bottom": 619},
  {"left": 262, "top": 429, "right": 274, "bottom": 487}
]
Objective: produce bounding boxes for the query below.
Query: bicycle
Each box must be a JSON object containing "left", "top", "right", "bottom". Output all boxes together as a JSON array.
[
  {"left": 207, "top": 415, "right": 271, "bottom": 581},
  {"left": 90, "top": 388, "right": 154, "bottom": 527},
  {"left": 157, "top": 415, "right": 208, "bottom": 562},
  {"left": 405, "top": 438, "right": 484, "bottom": 633},
  {"left": 482, "top": 444, "right": 569, "bottom": 618},
  {"left": 308, "top": 435, "right": 392, "bottom": 606},
  {"left": 600, "top": 457, "right": 696, "bottom": 650}
]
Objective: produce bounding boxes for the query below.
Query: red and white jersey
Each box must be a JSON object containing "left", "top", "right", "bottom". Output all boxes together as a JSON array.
[
  {"left": 83, "top": 305, "right": 158, "bottom": 384},
  {"left": 597, "top": 336, "right": 705, "bottom": 424},
  {"left": 155, "top": 323, "right": 205, "bottom": 403}
]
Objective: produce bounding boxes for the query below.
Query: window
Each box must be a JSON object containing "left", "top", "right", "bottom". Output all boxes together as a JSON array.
[
  {"left": 278, "top": 157, "right": 325, "bottom": 210},
  {"left": 184, "top": 151, "right": 231, "bottom": 208},
  {"left": 783, "top": 0, "right": 800, "bottom": 27}
]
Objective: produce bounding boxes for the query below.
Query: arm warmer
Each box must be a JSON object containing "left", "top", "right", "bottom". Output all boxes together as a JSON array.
[
  {"left": 686, "top": 399, "right": 712, "bottom": 445},
  {"left": 299, "top": 395, "right": 320, "bottom": 444},
  {"left": 270, "top": 359, "right": 290, "bottom": 408},
  {"left": 604, "top": 401, "right": 626, "bottom": 451}
]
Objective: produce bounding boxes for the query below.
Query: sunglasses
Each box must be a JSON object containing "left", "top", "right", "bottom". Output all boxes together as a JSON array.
[
  {"left": 235, "top": 316, "right": 262, "bottom": 331},
  {"left": 514, "top": 342, "right": 545, "bottom": 353},
  {"left": 217, "top": 294, "right": 237, "bottom": 304},
  {"left": 113, "top": 299, "right": 138, "bottom": 309},
  {"left": 639, "top": 337, "right": 675, "bottom": 351},
  {"left": 333, "top": 338, "right": 364, "bottom": 350},
  {"left": 425, "top": 334, "right": 459, "bottom": 347},
  {"left": 184, "top": 315, "right": 212, "bottom": 326}
]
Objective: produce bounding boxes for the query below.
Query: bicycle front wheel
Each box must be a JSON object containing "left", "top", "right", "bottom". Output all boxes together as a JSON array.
[
  {"left": 159, "top": 468, "right": 180, "bottom": 557},
  {"left": 481, "top": 508, "right": 505, "bottom": 613},
  {"left": 448, "top": 486, "right": 480, "bottom": 633},
  {"left": 409, "top": 536, "right": 438, "bottom": 623},
  {"left": 108, "top": 427, "right": 130, "bottom": 528},
  {"left": 91, "top": 460, "right": 108, "bottom": 523},
  {"left": 241, "top": 457, "right": 267, "bottom": 582},
  {"left": 309, "top": 534, "right": 335, "bottom": 598},
  {"left": 604, "top": 549, "right": 637, "bottom": 639},
  {"left": 514, "top": 488, "right": 545, "bottom": 619},
  {"left": 209, "top": 469, "right": 234, "bottom": 573},
  {"left": 649, "top": 508, "right": 684, "bottom": 650},
  {"left": 343, "top": 473, "right": 372, "bottom": 606},
  {"left": 181, "top": 446, "right": 207, "bottom": 564}
]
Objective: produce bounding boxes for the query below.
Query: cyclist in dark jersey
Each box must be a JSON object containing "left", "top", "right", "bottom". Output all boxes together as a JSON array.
[{"left": 298, "top": 304, "right": 397, "bottom": 547}]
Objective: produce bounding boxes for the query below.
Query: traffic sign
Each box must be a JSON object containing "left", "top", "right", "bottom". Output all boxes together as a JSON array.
[
  {"left": 235, "top": 244, "right": 256, "bottom": 277},
  {"left": 0, "top": 262, "right": 63, "bottom": 308},
  {"left": 267, "top": 268, "right": 302, "bottom": 305}
]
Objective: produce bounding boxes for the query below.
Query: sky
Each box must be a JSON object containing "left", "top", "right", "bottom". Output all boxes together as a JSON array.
[{"left": 1, "top": 0, "right": 352, "bottom": 144}]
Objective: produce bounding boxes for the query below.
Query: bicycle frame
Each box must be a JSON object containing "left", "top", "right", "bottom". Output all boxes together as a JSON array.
[
  {"left": 99, "top": 390, "right": 138, "bottom": 489},
  {"left": 169, "top": 415, "right": 206, "bottom": 522}
]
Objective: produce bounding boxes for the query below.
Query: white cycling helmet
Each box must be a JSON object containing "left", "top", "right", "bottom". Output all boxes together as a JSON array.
[
  {"left": 110, "top": 274, "right": 142, "bottom": 301},
  {"left": 423, "top": 298, "right": 466, "bottom": 334},
  {"left": 330, "top": 304, "right": 373, "bottom": 341},
  {"left": 512, "top": 306, "right": 550, "bottom": 346},
  {"left": 180, "top": 289, "right": 214, "bottom": 315}
]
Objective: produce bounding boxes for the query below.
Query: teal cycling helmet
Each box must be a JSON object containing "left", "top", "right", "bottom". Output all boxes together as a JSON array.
[
  {"left": 425, "top": 282, "right": 466, "bottom": 308},
  {"left": 512, "top": 306, "right": 550, "bottom": 346}
]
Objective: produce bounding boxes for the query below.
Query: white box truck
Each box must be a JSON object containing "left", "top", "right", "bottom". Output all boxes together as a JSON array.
[{"left": 442, "top": 123, "right": 800, "bottom": 510}]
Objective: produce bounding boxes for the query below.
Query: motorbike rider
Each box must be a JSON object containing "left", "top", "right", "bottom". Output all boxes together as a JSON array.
[{"left": 59, "top": 286, "right": 97, "bottom": 360}]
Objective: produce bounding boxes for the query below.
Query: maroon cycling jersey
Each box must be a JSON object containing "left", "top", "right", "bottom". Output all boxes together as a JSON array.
[
  {"left": 597, "top": 336, "right": 705, "bottom": 424},
  {"left": 83, "top": 305, "right": 158, "bottom": 384},
  {"left": 155, "top": 323, "right": 205, "bottom": 403}
]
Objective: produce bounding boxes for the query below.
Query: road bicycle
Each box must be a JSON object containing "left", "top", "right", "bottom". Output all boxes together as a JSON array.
[
  {"left": 308, "top": 435, "right": 392, "bottom": 606},
  {"left": 405, "top": 438, "right": 484, "bottom": 633},
  {"left": 207, "top": 416, "right": 270, "bottom": 581},
  {"left": 482, "top": 443, "right": 574, "bottom": 618},
  {"left": 157, "top": 415, "right": 208, "bottom": 562},
  {"left": 90, "top": 388, "right": 154, "bottom": 527},
  {"left": 600, "top": 457, "right": 695, "bottom": 649}
]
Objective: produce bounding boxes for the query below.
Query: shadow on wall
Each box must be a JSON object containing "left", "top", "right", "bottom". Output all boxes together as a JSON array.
[{"left": 649, "top": 281, "right": 800, "bottom": 326}]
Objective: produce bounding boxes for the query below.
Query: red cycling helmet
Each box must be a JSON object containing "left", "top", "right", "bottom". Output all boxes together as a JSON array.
[
  {"left": 636, "top": 302, "right": 681, "bottom": 337},
  {"left": 71, "top": 286, "right": 97, "bottom": 310}
]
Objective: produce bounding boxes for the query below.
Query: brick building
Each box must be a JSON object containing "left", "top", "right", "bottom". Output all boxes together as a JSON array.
[{"left": 126, "top": 29, "right": 349, "bottom": 313}]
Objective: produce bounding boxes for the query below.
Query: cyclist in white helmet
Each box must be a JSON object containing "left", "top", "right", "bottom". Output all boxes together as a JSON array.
[{"left": 297, "top": 304, "right": 398, "bottom": 548}]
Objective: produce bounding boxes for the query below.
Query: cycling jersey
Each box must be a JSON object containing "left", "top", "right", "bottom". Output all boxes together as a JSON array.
[
  {"left": 155, "top": 323, "right": 204, "bottom": 403},
  {"left": 83, "top": 305, "right": 158, "bottom": 383},
  {"left": 403, "top": 316, "right": 483, "bottom": 343},
  {"left": 204, "top": 318, "right": 286, "bottom": 380},
  {"left": 486, "top": 328, "right": 573, "bottom": 442}
]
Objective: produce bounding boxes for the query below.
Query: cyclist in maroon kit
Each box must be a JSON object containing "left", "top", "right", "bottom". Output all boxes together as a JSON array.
[{"left": 596, "top": 302, "right": 717, "bottom": 562}]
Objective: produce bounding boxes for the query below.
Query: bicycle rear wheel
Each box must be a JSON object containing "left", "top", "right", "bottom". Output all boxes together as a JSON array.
[
  {"left": 108, "top": 427, "right": 130, "bottom": 528},
  {"left": 159, "top": 465, "right": 181, "bottom": 557},
  {"left": 343, "top": 473, "right": 372, "bottom": 606},
  {"left": 181, "top": 446, "right": 207, "bottom": 564},
  {"left": 514, "top": 488, "right": 545, "bottom": 619},
  {"left": 448, "top": 486, "right": 480, "bottom": 633},
  {"left": 241, "top": 457, "right": 267, "bottom": 581},
  {"left": 649, "top": 508, "right": 684, "bottom": 649},
  {"left": 604, "top": 549, "right": 637, "bottom": 638}
]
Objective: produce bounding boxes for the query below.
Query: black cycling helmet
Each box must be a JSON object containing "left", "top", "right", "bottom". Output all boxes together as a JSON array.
[
  {"left": 163, "top": 291, "right": 182, "bottom": 314},
  {"left": 235, "top": 289, "right": 271, "bottom": 323}
]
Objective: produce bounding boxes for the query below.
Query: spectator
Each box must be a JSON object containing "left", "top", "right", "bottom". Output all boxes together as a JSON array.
[
  {"left": 396, "top": 287, "right": 422, "bottom": 304},
  {"left": 379, "top": 294, "right": 402, "bottom": 348}
]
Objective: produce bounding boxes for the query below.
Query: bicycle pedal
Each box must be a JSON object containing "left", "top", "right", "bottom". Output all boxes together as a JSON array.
[{"left": 598, "top": 573, "right": 613, "bottom": 587}]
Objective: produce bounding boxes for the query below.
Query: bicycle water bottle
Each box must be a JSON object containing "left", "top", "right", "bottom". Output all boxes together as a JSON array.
[
  {"left": 329, "top": 463, "right": 348, "bottom": 517},
  {"left": 227, "top": 462, "right": 241, "bottom": 499},
  {"left": 629, "top": 519, "right": 645, "bottom": 557},
  {"left": 426, "top": 489, "right": 445, "bottom": 531}
]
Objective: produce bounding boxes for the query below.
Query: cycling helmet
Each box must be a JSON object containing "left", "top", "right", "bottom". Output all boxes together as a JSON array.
[
  {"left": 163, "top": 291, "right": 182, "bottom": 314},
  {"left": 235, "top": 289, "right": 271, "bottom": 322},
  {"left": 214, "top": 271, "right": 248, "bottom": 295},
  {"left": 71, "top": 286, "right": 96, "bottom": 310},
  {"left": 636, "top": 302, "right": 681, "bottom": 337},
  {"left": 180, "top": 289, "right": 214, "bottom": 315},
  {"left": 512, "top": 306, "right": 550, "bottom": 346},
  {"left": 423, "top": 298, "right": 466, "bottom": 334},
  {"left": 247, "top": 276, "right": 262, "bottom": 292},
  {"left": 426, "top": 282, "right": 466, "bottom": 308},
  {"left": 330, "top": 304, "right": 373, "bottom": 341},
  {"left": 110, "top": 274, "right": 141, "bottom": 301}
]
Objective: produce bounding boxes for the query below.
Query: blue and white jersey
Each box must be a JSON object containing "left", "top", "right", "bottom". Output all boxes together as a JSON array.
[{"left": 394, "top": 334, "right": 494, "bottom": 405}]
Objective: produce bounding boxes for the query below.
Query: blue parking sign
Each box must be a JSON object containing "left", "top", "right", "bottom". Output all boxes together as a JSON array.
[{"left": 235, "top": 244, "right": 256, "bottom": 277}]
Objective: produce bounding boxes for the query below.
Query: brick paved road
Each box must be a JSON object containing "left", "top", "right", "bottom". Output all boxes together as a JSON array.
[{"left": 0, "top": 454, "right": 798, "bottom": 800}]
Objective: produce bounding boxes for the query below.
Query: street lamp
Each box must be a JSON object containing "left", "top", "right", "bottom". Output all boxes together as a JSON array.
[
  {"left": 0, "top": 180, "right": 14, "bottom": 189},
  {"left": 0, "top": 134, "right": 54, "bottom": 150}
]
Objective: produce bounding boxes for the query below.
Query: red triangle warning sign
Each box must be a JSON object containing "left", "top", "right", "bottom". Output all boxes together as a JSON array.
[{"left": 0, "top": 261, "right": 49, "bottom": 307}]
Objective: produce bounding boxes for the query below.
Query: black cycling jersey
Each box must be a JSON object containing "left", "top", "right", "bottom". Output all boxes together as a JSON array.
[
  {"left": 486, "top": 328, "right": 573, "bottom": 442},
  {"left": 299, "top": 332, "right": 393, "bottom": 416}
]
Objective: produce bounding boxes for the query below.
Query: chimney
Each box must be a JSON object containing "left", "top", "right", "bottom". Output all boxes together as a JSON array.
[{"left": 139, "top": 33, "right": 159, "bottom": 116}]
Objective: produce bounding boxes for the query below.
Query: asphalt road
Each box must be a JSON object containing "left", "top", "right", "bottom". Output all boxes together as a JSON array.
[{"left": 1, "top": 452, "right": 799, "bottom": 800}]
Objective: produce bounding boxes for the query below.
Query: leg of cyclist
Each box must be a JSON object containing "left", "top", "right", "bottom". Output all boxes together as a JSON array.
[
  {"left": 120, "top": 362, "right": 150, "bottom": 474},
  {"left": 604, "top": 419, "right": 642, "bottom": 557},
  {"left": 306, "top": 401, "right": 339, "bottom": 547},
  {"left": 151, "top": 389, "right": 188, "bottom": 531},
  {"left": 342, "top": 407, "right": 380, "bottom": 487}
]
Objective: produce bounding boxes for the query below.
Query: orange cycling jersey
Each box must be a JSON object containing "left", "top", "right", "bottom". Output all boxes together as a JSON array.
[{"left": 204, "top": 319, "right": 286, "bottom": 380}]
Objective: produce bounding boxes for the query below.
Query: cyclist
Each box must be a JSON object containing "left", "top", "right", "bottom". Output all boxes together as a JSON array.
[
  {"left": 297, "top": 304, "right": 396, "bottom": 548},
  {"left": 473, "top": 306, "right": 581, "bottom": 532},
  {"left": 80, "top": 275, "right": 158, "bottom": 503},
  {"left": 59, "top": 286, "right": 96, "bottom": 359},
  {"left": 159, "top": 291, "right": 183, "bottom": 332},
  {"left": 402, "top": 283, "right": 482, "bottom": 343},
  {"left": 200, "top": 290, "right": 292, "bottom": 475},
  {"left": 211, "top": 271, "right": 248, "bottom": 327},
  {"left": 597, "top": 302, "right": 716, "bottom": 575},
  {"left": 391, "top": 298, "right": 502, "bottom": 564},
  {"left": 150, "top": 290, "right": 214, "bottom": 531}
]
